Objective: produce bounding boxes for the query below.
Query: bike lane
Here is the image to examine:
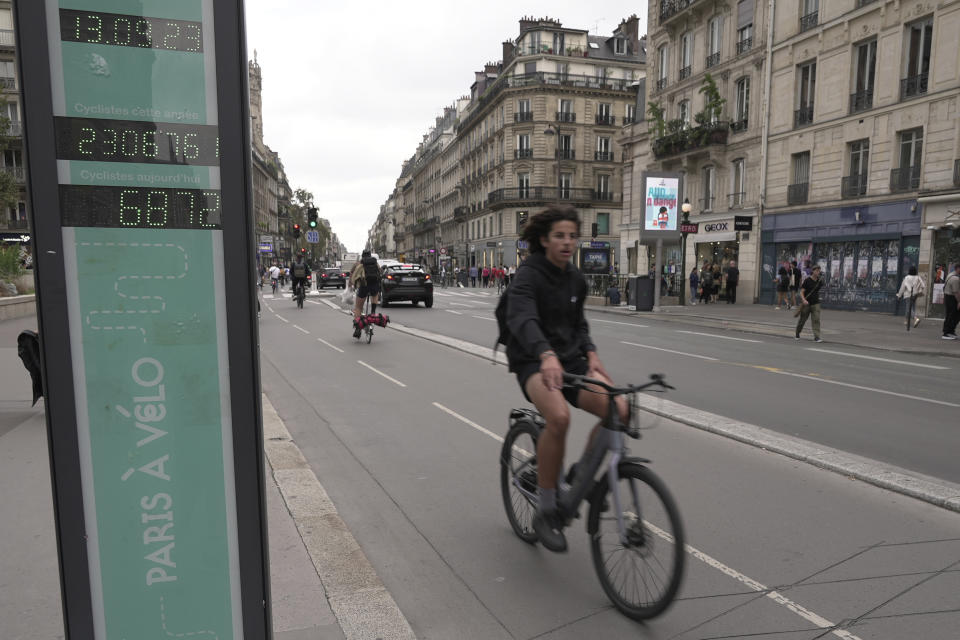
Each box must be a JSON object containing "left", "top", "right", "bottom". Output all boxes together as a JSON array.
[{"left": 258, "top": 299, "right": 960, "bottom": 639}]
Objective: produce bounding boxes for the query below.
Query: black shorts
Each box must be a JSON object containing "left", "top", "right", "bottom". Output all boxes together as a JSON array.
[
  {"left": 516, "top": 357, "right": 589, "bottom": 408},
  {"left": 357, "top": 280, "right": 380, "bottom": 298}
]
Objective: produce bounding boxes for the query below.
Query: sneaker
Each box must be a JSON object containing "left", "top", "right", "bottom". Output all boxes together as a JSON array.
[
  {"left": 775, "top": 306, "right": 781, "bottom": 310},
  {"left": 794, "top": 335, "right": 800, "bottom": 341},
  {"left": 943, "top": 334, "right": 957, "bottom": 340},
  {"left": 533, "top": 509, "right": 567, "bottom": 553},
  {"left": 914, "top": 317, "right": 921, "bottom": 328},
  {"left": 353, "top": 326, "right": 362, "bottom": 339},
  {"left": 814, "top": 337, "right": 824, "bottom": 343}
]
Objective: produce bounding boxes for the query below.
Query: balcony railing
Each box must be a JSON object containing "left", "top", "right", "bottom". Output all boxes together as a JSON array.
[
  {"left": 411, "top": 217, "right": 440, "bottom": 234},
  {"left": 555, "top": 149, "right": 575, "bottom": 160},
  {"left": 730, "top": 119, "right": 748, "bottom": 133},
  {"left": 514, "top": 111, "right": 533, "bottom": 122},
  {"left": 652, "top": 122, "right": 729, "bottom": 159},
  {"left": 736, "top": 38, "right": 753, "bottom": 55},
  {"left": 514, "top": 149, "right": 533, "bottom": 159},
  {"left": 0, "top": 30, "right": 14, "bottom": 48},
  {"left": 890, "top": 166, "right": 920, "bottom": 192},
  {"left": 699, "top": 196, "right": 715, "bottom": 211},
  {"left": 623, "top": 115, "right": 636, "bottom": 125},
  {"left": 678, "top": 66, "right": 691, "bottom": 81},
  {"left": 706, "top": 52, "right": 720, "bottom": 68},
  {"left": 800, "top": 11, "right": 819, "bottom": 32},
  {"left": 4, "top": 122, "right": 22, "bottom": 137},
  {"left": 487, "top": 187, "right": 619, "bottom": 207},
  {"left": 659, "top": 0, "right": 706, "bottom": 23},
  {"left": 5, "top": 218, "right": 28, "bottom": 230},
  {"left": 900, "top": 73, "right": 928, "bottom": 100},
  {"left": 849, "top": 90, "right": 873, "bottom": 114},
  {"left": 594, "top": 151, "right": 615, "bottom": 161},
  {"left": 1, "top": 166, "right": 25, "bottom": 182},
  {"left": 556, "top": 111, "right": 576, "bottom": 122},
  {"left": 841, "top": 174, "right": 868, "bottom": 199},
  {"left": 0, "top": 77, "right": 16, "bottom": 91},
  {"left": 954, "top": 159, "right": 960, "bottom": 187},
  {"left": 595, "top": 114, "right": 615, "bottom": 125},
  {"left": 794, "top": 105, "right": 814, "bottom": 128},
  {"left": 453, "top": 206, "right": 470, "bottom": 222},
  {"left": 787, "top": 182, "right": 809, "bottom": 205}
]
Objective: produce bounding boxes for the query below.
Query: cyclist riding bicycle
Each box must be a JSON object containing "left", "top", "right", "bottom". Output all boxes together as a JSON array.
[
  {"left": 350, "top": 249, "right": 382, "bottom": 338},
  {"left": 505, "top": 204, "right": 628, "bottom": 553},
  {"left": 288, "top": 255, "right": 311, "bottom": 300},
  {"left": 268, "top": 264, "right": 281, "bottom": 292}
]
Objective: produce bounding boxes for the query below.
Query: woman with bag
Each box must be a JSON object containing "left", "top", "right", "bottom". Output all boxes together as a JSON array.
[{"left": 896, "top": 266, "right": 925, "bottom": 330}]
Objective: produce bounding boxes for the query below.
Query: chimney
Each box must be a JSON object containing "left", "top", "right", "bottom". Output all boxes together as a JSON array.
[
  {"left": 484, "top": 62, "right": 499, "bottom": 75},
  {"left": 519, "top": 16, "right": 537, "bottom": 35},
  {"left": 502, "top": 40, "right": 515, "bottom": 64},
  {"left": 619, "top": 14, "right": 640, "bottom": 55}
]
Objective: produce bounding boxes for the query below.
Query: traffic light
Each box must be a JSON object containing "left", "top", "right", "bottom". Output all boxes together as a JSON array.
[
  {"left": 591, "top": 222, "right": 598, "bottom": 238},
  {"left": 300, "top": 248, "right": 306, "bottom": 254},
  {"left": 307, "top": 207, "right": 318, "bottom": 228},
  {"left": 293, "top": 223, "right": 301, "bottom": 238}
]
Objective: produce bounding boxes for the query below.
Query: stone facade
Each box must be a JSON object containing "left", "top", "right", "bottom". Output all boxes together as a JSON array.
[{"left": 0, "top": 1, "right": 30, "bottom": 252}]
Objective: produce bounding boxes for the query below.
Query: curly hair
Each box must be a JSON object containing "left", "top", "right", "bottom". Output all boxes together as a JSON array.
[{"left": 520, "top": 204, "right": 581, "bottom": 253}]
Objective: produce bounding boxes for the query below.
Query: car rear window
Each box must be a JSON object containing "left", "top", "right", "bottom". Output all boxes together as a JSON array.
[
  {"left": 387, "top": 265, "right": 425, "bottom": 274},
  {"left": 324, "top": 269, "right": 341, "bottom": 275}
]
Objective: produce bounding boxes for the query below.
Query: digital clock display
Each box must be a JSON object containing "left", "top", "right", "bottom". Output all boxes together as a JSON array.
[
  {"left": 60, "top": 185, "right": 221, "bottom": 229},
  {"left": 60, "top": 9, "right": 203, "bottom": 53},
  {"left": 55, "top": 117, "right": 219, "bottom": 166}
]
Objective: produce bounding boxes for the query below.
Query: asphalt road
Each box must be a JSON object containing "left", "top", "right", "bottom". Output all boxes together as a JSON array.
[{"left": 258, "top": 287, "right": 960, "bottom": 639}]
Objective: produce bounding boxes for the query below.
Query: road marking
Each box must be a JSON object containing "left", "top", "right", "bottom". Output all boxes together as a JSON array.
[
  {"left": 316, "top": 337, "right": 344, "bottom": 353},
  {"left": 676, "top": 330, "right": 763, "bottom": 343},
  {"left": 432, "top": 402, "right": 504, "bottom": 444},
  {"left": 592, "top": 319, "right": 649, "bottom": 328},
  {"left": 436, "top": 399, "right": 860, "bottom": 640},
  {"left": 445, "top": 310, "right": 463, "bottom": 315},
  {"left": 450, "top": 302, "right": 475, "bottom": 307},
  {"left": 621, "top": 341, "right": 719, "bottom": 361},
  {"left": 293, "top": 325, "right": 309, "bottom": 334},
  {"left": 262, "top": 294, "right": 274, "bottom": 299},
  {"left": 472, "top": 315, "right": 496, "bottom": 322},
  {"left": 768, "top": 369, "right": 960, "bottom": 408},
  {"left": 357, "top": 360, "right": 407, "bottom": 387},
  {"left": 307, "top": 300, "right": 323, "bottom": 305},
  {"left": 806, "top": 348, "right": 949, "bottom": 370},
  {"left": 321, "top": 299, "right": 341, "bottom": 310},
  {"left": 275, "top": 315, "right": 290, "bottom": 324}
]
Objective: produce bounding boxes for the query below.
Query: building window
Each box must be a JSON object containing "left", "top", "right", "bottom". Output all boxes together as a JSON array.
[
  {"left": 516, "top": 99, "right": 532, "bottom": 122},
  {"left": 556, "top": 62, "right": 569, "bottom": 80},
  {"left": 789, "top": 152, "right": 810, "bottom": 204},
  {"left": 733, "top": 77, "right": 749, "bottom": 131},
  {"left": 515, "top": 134, "right": 531, "bottom": 159},
  {"left": 707, "top": 16, "right": 723, "bottom": 68},
  {"left": 625, "top": 104, "right": 636, "bottom": 124},
  {"left": 560, "top": 172, "right": 572, "bottom": 199},
  {"left": 596, "top": 136, "right": 612, "bottom": 161},
  {"left": 678, "top": 99, "right": 691, "bottom": 126},
  {"left": 800, "top": 0, "right": 819, "bottom": 32},
  {"left": 701, "top": 166, "right": 715, "bottom": 210},
  {"left": 843, "top": 140, "right": 869, "bottom": 198},
  {"left": 901, "top": 17, "right": 932, "bottom": 99},
  {"left": 557, "top": 99, "right": 574, "bottom": 122},
  {"left": 597, "top": 212, "right": 610, "bottom": 235},
  {"left": 679, "top": 32, "right": 692, "bottom": 80},
  {"left": 657, "top": 45, "right": 668, "bottom": 90},
  {"left": 528, "top": 31, "right": 541, "bottom": 55},
  {"left": 737, "top": 24, "right": 753, "bottom": 55},
  {"left": 891, "top": 129, "right": 922, "bottom": 191},
  {"left": 795, "top": 60, "right": 816, "bottom": 127},
  {"left": 614, "top": 37, "right": 625, "bottom": 55},
  {"left": 851, "top": 39, "right": 877, "bottom": 113},
  {"left": 596, "top": 174, "right": 611, "bottom": 200},
  {"left": 596, "top": 102, "right": 613, "bottom": 125},
  {"left": 730, "top": 158, "right": 745, "bottom": 207},
  {"left": 553, "top": 32, "right": 565, "bottom": 54},
  {"left": 518, "top": 172, "right": 530, "bottom": 198}
]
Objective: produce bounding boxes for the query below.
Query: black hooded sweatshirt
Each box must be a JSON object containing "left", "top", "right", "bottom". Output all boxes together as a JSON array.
[{"left": 505, "top": 251, "right": 596, "bottom": 372}]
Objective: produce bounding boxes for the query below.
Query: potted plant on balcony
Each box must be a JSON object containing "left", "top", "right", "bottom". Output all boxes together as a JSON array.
[{"left": 647, "top": 101, "right": 667, "bottom": 139}]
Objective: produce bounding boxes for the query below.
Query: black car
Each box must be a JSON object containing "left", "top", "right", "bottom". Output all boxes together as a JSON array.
[
  {"left": 317, "top": 268, "right": 347, "bottom": 289},
  {"left": 381, "top": 264, "right": 433, "bottom": 307}
]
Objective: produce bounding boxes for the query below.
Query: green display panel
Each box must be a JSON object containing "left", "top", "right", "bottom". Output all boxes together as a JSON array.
[{"left": 47, "top": 0, "right": 242, "bottom": 637}]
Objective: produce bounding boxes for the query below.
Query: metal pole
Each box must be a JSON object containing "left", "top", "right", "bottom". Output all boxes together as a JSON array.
[
  {"left": 653, "top": 236, "right": 663, "bottom": 312},
  {"left": 680, "top": 232, "right": 687, "bottom": 306}
]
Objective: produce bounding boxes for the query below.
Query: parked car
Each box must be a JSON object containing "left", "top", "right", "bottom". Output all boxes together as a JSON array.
[
  {"left": 380, "top": 264, "right": 433, "bottom": 307},
  {"left": 317, "top": 268, "right": 347, "bottom": 289}
]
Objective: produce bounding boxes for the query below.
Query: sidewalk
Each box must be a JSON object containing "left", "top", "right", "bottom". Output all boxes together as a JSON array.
[
  {"left": 0, "top": 315, "right": 345, "bottom": 640},
  {"left": 586, "top": 299, "right": 960, "bottom": 358}
]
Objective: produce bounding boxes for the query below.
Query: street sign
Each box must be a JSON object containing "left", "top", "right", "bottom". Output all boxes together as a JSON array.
[
  {"left": 258, "top": 243, "right": 273, "bottom": 253},
  {"left": 305, "top": 229, "right": 320, "bottom": 243},
  {"left": 439, "top": 247, "right": 447, "bottom": 254},
  {"left": 734, "top": 215, "right": 753, "bottom": 231},
  {"left": 16, "top": 1, "right": 270, "bottom": 638},
  {"left": 680, "top": 223, "right": 700, "bottom": 234}
]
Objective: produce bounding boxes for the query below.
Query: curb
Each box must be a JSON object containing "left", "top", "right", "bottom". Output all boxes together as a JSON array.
[
  {"left": 317, "top": 298, "right": 960, "bottom": 515},
  {"left": 261, "top": 394, "right": 417, "bottom": 640}
]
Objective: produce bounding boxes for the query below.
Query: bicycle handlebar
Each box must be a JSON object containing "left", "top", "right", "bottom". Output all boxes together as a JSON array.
[{"left": 561, "top": 372, "right": 674, "bottom": 394}]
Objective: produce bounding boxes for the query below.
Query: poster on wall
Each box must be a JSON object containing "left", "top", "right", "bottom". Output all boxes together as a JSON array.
[
  {"left": 581, "top": 249, "right": 610, "bottom": 274},
  {"left": 642, "top": 173, "right": 682, "bottom": 235}
]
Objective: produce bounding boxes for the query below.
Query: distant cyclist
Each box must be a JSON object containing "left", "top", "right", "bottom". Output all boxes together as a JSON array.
[
  {"left": 351, "top": 250, "right": 382, "bottom": 338},
  {"left": 288, "top": 254, "right": 311, "bottom": 300},
  {"left": 268, "top": 263, "right": 281, "bottom": 293},
  {"left": 505, "top": 204, "right": 627, "bottom": 553}
]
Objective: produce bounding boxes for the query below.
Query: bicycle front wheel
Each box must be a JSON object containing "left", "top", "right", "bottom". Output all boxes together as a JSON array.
[
  {"left": 499, "top": 421, "right": 539, "bottom": 543},
  {"left": 588, "top": 463, "right": 685, "bottom": 620}
]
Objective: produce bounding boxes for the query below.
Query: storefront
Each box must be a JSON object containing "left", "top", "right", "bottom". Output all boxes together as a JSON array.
[
  {"left": 694, "top": 219, "right": 741, "bottom": 301},
  {"left": 760, "top": 200, "right": 920, "bottom": 312},
  {"left": 921, "top": 197, "right": 960, "bottom": 318}
]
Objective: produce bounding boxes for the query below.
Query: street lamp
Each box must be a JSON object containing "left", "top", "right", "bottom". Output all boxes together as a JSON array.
[
  {"left": 543, "top": 125, "right": 562, "bottom": 202},
  {"left": 680, "top": 198, "right": 692, "bottom": 306}
]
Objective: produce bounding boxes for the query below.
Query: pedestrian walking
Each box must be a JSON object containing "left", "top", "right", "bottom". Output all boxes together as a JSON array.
[
  {"left": 895, "top": 266, "right": 925, "bottom": 330},
  {"left": 725, "top": 260, "right": 740, "bottom": 304},
  {"left": 795, "top": 265, "right": 824, "bottom": 342},
  {"left": 508, "top": 264, "right": 516, "bottom": 285},
  {"left": 775, "top": 262, "right": 790, "bottom": 309},
  {"left": 711, "top": 263, "right": 721, "bottom": 302},
  {"left": 688, "top": 268, "right": 699, "bottom": 305},
  {"left": 788, "top": 261, "right": 801, "bottom": 308},
  {"left": 481, "top": 265, "right": 490, "bottom": 287},
  {"left": 942, "top": 263, "right": 960, "bottom": 340},
  {"left": 699, "top": 262, "right": 713, "bottom": 304},
  {"left": 469, "top": 265, "right": 478, "bottom": 287}
]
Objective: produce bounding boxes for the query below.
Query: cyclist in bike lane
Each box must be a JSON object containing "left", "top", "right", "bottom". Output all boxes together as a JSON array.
[
  {"left": 288, "top": 254, "right": 311, "bottom": 301},
  {"left": 351, "top": 249, "right": 382, "bottom": 338},
  {"left": 505, "top": 204, "right": 628, "bottom": 552}
]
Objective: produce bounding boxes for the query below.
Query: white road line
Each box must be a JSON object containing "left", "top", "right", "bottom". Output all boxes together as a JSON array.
[
  {"left": 357, "top": 360, "right": 407, "bottom": 387},
  {"left": 806, "top": 348, "right": 949, "bottom": 370},
  {"left": 445, "top": 310, "right": 463, "bottom": 315},
  {"left": 472, "top": 315, "right": 496, "bottom": 322},
  {"left": 676, "top": 330, "right": 763, "bottom": 343},
  {"left": 275, "top": 315, "right": 290, "bottom": 324},
  {"left": 432, "top": 402, "right": 503, "bottom": 444},
  {"left": 321, "top": 299, "right": 341, "bottom": 310},
  {"left": 316, "top": 337, "right": 344, "bottom": 353},
  {"left": 307, "top": 300, "right": 323, "bottom": 305},
  {"left": 450, "top": 302, "right": 475, "bottom": 307},
  {"left": 435, "top": 401, "right": 859, "bottom": 640},
  {"left": 769, "top": 369, "right": 960, "bottom": 408},
  {"left": 621, "top": 341, "right": 718, "bottom": 361},
  {"left": 293, "top": 325, "right": 309, "bottom": 335},
  {"left": 592, "top": 319, "right": 649, "bottom": 328}
]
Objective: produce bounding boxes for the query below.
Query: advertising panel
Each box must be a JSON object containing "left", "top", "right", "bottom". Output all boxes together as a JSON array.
[{"left": 642, "top": 172, "right": 682, "bottom": 238}]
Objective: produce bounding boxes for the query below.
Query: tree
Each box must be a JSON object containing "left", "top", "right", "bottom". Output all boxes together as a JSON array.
[{"left": 0, "top": 98, "right": 20, "bottom": 211}]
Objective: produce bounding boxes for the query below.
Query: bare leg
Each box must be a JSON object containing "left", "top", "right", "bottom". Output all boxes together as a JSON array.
[{"left": 524, "top": 373, "right": 570, "bottom": 491}]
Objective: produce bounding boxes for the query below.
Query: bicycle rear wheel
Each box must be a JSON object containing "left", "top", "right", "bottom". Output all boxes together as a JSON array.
[
  {"left": 587, "top": 463, "right": 685, "bottom": 620},
  {"left": 499, "top": 421, "right": 539, "bottom": 543}
]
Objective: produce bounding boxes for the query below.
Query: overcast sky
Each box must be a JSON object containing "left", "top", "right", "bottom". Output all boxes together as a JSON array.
[{"left": 244, "top": 0, "right": 648, "bottom": 253}]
